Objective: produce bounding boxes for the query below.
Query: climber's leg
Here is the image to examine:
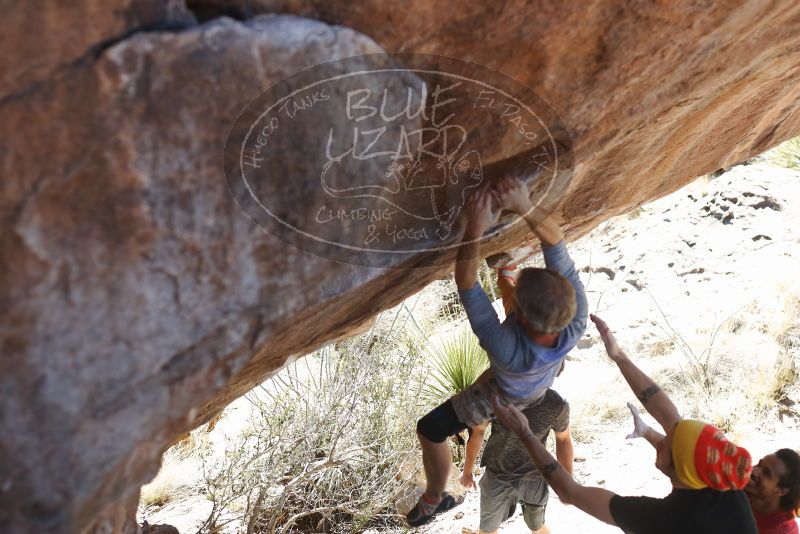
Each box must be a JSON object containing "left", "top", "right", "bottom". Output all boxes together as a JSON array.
[
  {"left": 408, "top": 400, "right": 466, "bottom": 525},
  {"left": 418, "top": 432, "right": 453, "bottom": 501}
]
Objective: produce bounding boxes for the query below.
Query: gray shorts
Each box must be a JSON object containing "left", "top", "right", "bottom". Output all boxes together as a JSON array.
[
  {"left": 450, "top": 369, "right": 543, "bottom": 428},
  {"left": 479, "top": 470, "right": 549, "bottom": 532}
]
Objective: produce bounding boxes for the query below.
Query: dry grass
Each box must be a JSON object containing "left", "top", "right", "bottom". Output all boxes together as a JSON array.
[
  {"left": 564, "top": 363, "right": 634, "bottom": 445},
  {"left": 567, "top": 286, "right": 800, "bottom": 448},
  {"left": 774, "top": 294, "right": 800, "bottom": 350},
  {"left": 626, "top": 206, "right": 645, "bottom": 220},
  {"left": 648, "top": 338, "right": 675, "bottom": 357},
  {"left": 657, "top": 291, "right": 798, "bottom": 439},
  {"left": 765, "top": 136, "right": 800, "bottom": 170},
  {"left": 140, "top": 440, "right": 203, "bottom": 509}
]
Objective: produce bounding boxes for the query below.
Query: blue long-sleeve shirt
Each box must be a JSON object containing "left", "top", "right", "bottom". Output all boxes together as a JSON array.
[{"left": 458, "top": 240, "right": 588, "bottom": 400}]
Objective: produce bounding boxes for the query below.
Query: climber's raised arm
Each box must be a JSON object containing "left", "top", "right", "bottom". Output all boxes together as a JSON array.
[
  {"left": 591, "top": 314, "right": 682, "bottom": 432},
  {"left": 494, "top": 176, "right": 588, "bottom": 344},
  {"left": 493, "top": 176, "right": 563, "bottom": 245},
  {"left": 455, "top": 184, "right": 499, "bottom": 291}
]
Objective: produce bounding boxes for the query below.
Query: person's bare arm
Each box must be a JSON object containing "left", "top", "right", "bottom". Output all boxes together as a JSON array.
[
  {"left": 455, "top": 185, "right": 499, "bottom": 290},
  {"left": 460, "top": 424, "right": 488, "bottom": 490},
  {"left": 591, "top": 315, "right": 682, "bottom": 432},
  {"left": 523, "top": 213, "right": 564, "bottom": 247},
  {"left": 555, "top": 427, "right": 574, "bottom": 476},
  {"left": 491, "top": 397, "right": 618, "bottom": 526},
  {"left": 455, "top": 240, "right": 481, "bottom": 291},
  {"left": 494, "top": 176, "right": 564, "bottom": 246}
]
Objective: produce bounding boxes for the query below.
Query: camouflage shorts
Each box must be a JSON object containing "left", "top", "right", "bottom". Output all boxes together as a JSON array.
[{"left": 450, "top": 369, "right": 543, "bottom": 428}]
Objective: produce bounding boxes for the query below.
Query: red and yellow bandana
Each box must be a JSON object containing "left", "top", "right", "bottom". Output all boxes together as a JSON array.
[{"left": 672, "top": 419, "right": 752, "bottom": 491}]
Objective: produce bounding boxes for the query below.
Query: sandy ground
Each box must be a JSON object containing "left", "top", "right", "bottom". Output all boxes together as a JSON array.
[{"left": 141, "top": 161, "right": 800, "bottom": 533}]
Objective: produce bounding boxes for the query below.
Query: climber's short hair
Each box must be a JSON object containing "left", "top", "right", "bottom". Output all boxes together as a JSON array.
[{"left": 514, "top": 268, "right": 576, "bottom": 334}]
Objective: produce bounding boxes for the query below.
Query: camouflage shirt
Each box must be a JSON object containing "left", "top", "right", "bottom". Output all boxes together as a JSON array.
[{"left": 481, "top": 388, "right": 569, "bottom": 482}]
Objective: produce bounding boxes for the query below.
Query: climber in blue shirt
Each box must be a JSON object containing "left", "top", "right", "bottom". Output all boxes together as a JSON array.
[{"left": 407, "top": 176, "right": 588, "bottom": 526}]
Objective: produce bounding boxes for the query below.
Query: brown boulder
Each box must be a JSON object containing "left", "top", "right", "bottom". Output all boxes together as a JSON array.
[
  {"left": 1, "top": 2, "right": 799, "bottom": 533},
  {"left": 0, "top": 1, "right": 194, "bottom": 101}
]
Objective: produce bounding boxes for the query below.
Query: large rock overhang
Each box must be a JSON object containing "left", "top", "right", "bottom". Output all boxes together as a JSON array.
[{"left": 1, "top": 2, "right": 799, "bottom": 532}]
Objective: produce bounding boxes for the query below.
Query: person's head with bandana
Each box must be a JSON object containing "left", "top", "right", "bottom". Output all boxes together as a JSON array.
[{"left": 654, "top": 419, "right": 752, "bottom": 490}]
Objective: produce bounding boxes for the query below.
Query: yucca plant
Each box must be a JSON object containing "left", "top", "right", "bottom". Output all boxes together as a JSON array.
[{"left": 419, "top": 324, "right": 490, "bottom": 407}]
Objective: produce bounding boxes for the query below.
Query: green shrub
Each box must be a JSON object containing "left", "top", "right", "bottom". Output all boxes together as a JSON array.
[{"left": 419, "top": 324, "right": 489, "bottom": 407}]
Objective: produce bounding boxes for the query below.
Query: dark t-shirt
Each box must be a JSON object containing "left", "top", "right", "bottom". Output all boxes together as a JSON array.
[
  {"left": 610, "top": 488, "right": 758, "bottom": 534},
  {"left": 481, "top": 388, "right": 569, "bottom": 481}
]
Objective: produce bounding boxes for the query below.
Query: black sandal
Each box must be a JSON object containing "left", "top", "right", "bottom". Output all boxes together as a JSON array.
[{"left": 406, "top": 492, "right": 458, "bottom": 527}]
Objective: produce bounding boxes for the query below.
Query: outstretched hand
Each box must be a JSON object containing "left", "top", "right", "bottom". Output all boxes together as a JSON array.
[
  {"left": 490, "top": 396, "right": 531, "bottom": 439},
  {"left": 590, "top": 314, "right": 627, "bottom": 362},
  {"left": 464, "top": 183, "right": 500, "bottom": 239},
  {"left": 625, "top": 402, "right": 652, "bottom": 440},
  {"left": 494, "top": 176, "right": 533, "bottom": 215}
]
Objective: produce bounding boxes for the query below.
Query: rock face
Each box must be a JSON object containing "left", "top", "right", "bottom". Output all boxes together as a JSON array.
[{"left": 1, "top": 1, "right": 799, "bottom": 533}]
